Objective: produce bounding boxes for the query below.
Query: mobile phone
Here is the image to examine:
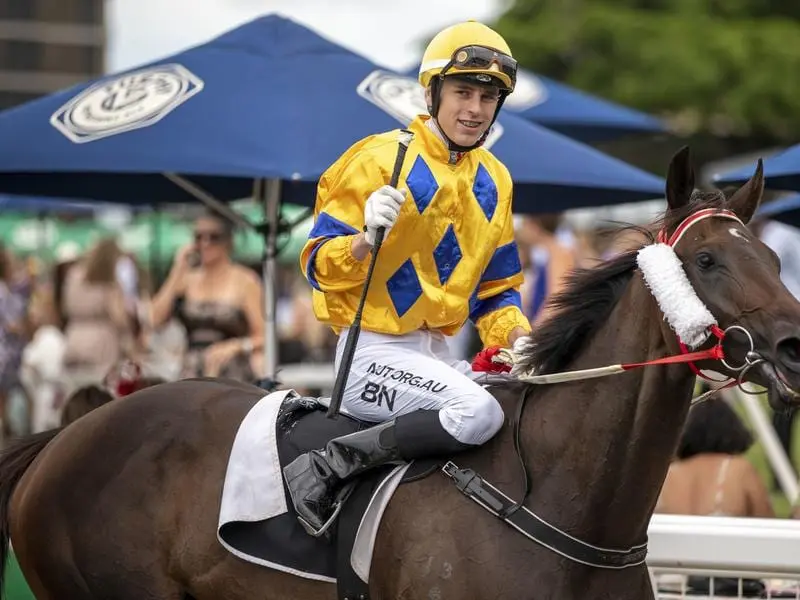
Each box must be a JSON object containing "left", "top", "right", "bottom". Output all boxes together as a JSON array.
[{"left": 187, "top": 250, "right": 201, "bottom": 269}]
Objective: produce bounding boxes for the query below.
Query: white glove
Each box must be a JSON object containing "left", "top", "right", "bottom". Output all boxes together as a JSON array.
[
  {"left": 490, "top": 336, "right": 532, "bottom": 372},
  {"left": 510, "top": 336, "right": 533, "bottom": 376},
  {"left": 512, "top": 336, "right": 530, "bottom": 356},
  {"left": 364, "top": 185, "right": 407, "bottom": 246}
]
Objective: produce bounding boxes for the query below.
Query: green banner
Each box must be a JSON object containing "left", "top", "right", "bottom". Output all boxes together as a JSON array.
[{"left": 0, "top": 201, "right": 313, "bottom": 267}]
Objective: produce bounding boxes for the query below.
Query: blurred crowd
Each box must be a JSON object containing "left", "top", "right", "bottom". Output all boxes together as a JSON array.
[{"left": 1, "top": 210, "right": 338, "bottom": 437}]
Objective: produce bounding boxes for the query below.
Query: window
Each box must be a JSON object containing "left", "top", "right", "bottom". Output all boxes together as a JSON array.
[
  {"left": 0, "top": 0, "right": 35, "bottom": 20},
  {"left": 40, "top": 43, "right": 100, "bottom": 74},
  {"left": 0, "top": 40, "right": 100, "bottom": 75},
  {"left": 34, "top": 0, "right": 102, "bottom": 24},
  {"left": 0, "top": 40, "right": 43, "bottom": 72},
  {"left": 76, "top": 0, "right": 101, "bottom": 24}
]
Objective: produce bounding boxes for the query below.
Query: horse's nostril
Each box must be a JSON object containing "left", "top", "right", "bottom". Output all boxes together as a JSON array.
[{"left": 777, "top": 337, "right": 800, "bottom": 364}]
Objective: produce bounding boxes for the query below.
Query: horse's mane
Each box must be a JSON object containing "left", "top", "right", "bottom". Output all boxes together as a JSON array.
[{"left": 516, "top": 190, "right": 729, "bottom": 376}]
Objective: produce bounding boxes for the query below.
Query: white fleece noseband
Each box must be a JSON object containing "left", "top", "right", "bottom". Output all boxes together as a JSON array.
[{"left": 636, "top": 209, "right": 744, "bottom": 349}]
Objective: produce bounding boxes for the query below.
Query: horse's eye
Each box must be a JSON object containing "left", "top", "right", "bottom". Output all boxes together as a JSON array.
[{"left": 696, "top": 252, "right": 715, "bottom": 270}]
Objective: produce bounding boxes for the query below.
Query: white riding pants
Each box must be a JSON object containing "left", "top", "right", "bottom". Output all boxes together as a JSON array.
[{"left": 335, "top": 329, "right": 504, "bottom": 445}]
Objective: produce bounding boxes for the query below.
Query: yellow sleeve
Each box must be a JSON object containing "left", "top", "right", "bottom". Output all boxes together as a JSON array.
[
  {"left": 299, "top": 151, "right": 386, "bottom": 293},
  {"left": 469, "top": 187, "right": 531, "bottom": 348}
]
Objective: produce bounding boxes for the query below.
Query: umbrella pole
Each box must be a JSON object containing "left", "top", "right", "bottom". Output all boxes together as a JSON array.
[
  {"left": 149, "top": 204, "right": 160, "bottom": 290},
  {"left": 261, "top": 178, "right": 281, "bottom": 381}
]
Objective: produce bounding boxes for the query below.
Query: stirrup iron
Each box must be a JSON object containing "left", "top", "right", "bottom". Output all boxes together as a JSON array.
[
  {"left": 297, "top": 500, "right": 344, "bottom": 538},
  {"left": 295, "top": 481, "right": 356, "bottom": 538}
]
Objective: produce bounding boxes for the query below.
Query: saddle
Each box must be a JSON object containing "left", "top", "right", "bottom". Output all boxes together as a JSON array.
[{"left": 217, "top": 393, "right": 436, "bottom": 600}]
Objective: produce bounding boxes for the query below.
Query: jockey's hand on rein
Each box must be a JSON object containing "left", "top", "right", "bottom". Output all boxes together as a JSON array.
[{"left": 471, "top": 346, "right": 512, "bottom": 373}]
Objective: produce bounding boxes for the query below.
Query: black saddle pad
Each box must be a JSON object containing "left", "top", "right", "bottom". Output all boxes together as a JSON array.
[
  {"left": 218, "top": 395, "right": 440, "bottom": 593},
  {"left": 218, "top": 397, "right": 391, "bottom": 581}
]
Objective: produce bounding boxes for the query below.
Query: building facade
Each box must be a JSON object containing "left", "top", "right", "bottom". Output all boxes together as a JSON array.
[{"left": 0, "top": 0, "right": 104, "bottom": 111}]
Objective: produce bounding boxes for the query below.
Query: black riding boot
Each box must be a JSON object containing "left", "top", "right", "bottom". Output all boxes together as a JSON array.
[{"left": 283, "top": 409, "right": 469, "bottom": 536}]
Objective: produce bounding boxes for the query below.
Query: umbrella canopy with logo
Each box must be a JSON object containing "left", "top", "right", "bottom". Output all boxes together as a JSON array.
[{"left": 0, "top": 14, "right": 664, "bottom": 211}]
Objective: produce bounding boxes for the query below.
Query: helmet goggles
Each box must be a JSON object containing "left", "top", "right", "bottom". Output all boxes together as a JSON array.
[{"left": 439, "top": 45, "right": 517, "bottom": 91}]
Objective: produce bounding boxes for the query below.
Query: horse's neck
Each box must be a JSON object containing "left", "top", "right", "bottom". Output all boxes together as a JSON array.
[{"left": 520, "top": 273, "right": 695, "bottom": 548}]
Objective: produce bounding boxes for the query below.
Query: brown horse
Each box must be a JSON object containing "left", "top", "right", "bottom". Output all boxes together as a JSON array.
[{"left": 2, "top": 149, "right": 800, "bottom": 600}]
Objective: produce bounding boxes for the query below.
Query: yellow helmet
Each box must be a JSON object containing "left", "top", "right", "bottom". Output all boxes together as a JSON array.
[{"left": 419, "top": 21, "right": 517, "bottom": 92}]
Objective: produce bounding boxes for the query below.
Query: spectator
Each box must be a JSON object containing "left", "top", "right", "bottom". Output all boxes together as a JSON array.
[
  {"left": 657, "top": 397, "right": 773, "bottom": 518},
  {"left": 61, "top": 238, "right": 133, "bottom": 394},
  {"left": 0, "top": 244, "right": 30, "bottom": 439},
  {"left": 148, "top": 211, "right": 264, "bottom": 380},
  {"left": 20, "top": 287, "right": 66, "bottom": 433},
  {"left": 515, "top": 214, "right": 576, "bottom": 325}
]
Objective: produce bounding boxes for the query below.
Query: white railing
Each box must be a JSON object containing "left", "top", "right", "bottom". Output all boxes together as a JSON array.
[
  {"left": 651, "top": 573, "right": 800, "bottom": 600},
  {"left": 649, "top": 514, "right": 800, "bottom": 575},
  {"left": 649, "top": 515, "right": 800, "bottom": 598}
]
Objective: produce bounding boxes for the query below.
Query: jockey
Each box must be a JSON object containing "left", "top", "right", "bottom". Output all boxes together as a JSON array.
[{"left": 284, "top": 20, "right": 531, "bottom": 535}]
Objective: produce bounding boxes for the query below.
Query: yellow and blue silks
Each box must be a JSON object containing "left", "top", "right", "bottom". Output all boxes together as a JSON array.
[{"left": 300, "top": 115, "right": 531, "bottom": 348}]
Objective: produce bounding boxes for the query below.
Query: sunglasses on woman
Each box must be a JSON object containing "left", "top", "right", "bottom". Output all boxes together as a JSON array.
[{"left": 194, "top": 231, "right": 225, "bottom": 244}]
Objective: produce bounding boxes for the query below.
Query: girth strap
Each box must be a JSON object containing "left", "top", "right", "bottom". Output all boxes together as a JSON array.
[{"left": 441, "top": 462, "right": 648, "bottom": 569}]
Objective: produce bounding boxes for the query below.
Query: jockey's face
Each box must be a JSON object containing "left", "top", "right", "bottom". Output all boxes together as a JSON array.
[{"left": 429, "top": 78, "right": 499, "bottom": 147}]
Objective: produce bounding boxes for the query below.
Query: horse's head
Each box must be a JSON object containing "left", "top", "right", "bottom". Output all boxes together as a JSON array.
[{"left": 660, "top": 146, "right": 800, "bottom": 408}]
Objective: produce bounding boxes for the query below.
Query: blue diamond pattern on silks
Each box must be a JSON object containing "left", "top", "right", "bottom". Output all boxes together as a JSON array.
[
  {"left": 386, "top": 259, "right": 423, "bottom": 317},
  {"left": 406, "top": 155, "right": 439, "bottom": 214},
  {"left": 433, "top": 224, "right": 463, "bottom": 285},
  {"left": 473, "top": 163, "right": 498, "bottom": 222}
]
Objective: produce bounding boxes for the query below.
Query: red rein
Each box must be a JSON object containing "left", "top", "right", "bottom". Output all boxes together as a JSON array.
[{"left": 622, "top": 325, "right": 726, "bottom": 375}]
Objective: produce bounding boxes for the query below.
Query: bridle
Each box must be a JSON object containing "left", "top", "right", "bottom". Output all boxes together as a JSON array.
[
  {"left": 504, "top": 208, "right": 768, "bottom": 404},
  {"left": 656, "top": 208, "right": 766, "bottom": 401}
]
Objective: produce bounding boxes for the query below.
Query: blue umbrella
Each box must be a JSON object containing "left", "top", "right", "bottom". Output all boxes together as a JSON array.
[
  {"left": 0, "top": 14, "right": 664, "bottom": 213},
  {"left": 713, "top": 147, "right": 800, "bottom": 191},
  {"left": 505, "top": 70, "right": 666, "bottom": 142},
  {"left": 753, "top": 194, "right": 800, "bottom": 228},
  {"left": 404, "top": 66, "right": 666, "bottom": 142}
]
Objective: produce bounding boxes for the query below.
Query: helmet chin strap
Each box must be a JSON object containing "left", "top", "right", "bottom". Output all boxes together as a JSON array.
[{"left": 428, "top": 76, "right": 508, "bottom": 154}]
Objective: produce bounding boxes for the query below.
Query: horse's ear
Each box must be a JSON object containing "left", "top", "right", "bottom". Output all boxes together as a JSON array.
[
  {"left": 726, "top": 159, "right": 764, "bottom": 224},
  {"left": 666, "top": 146, "right": 695, "bottom": 211}
]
